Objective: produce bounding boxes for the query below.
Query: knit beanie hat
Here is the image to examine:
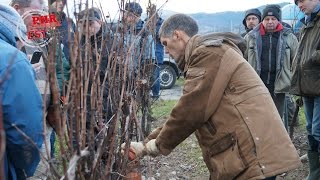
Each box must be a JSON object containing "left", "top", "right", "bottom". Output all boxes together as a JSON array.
[
  {"left": 262, "top": 5, "right": 281, "bottom": 21},
  {"left": 78, "top": 7, "right": 102, "bottom": 22},
  {"left": 0, "top": 5, "right": 27, "bottom": 43},
  {"left": 125, "top": 2, "right": 143, "bottom": 16},
  {"left": 49, "top": 0, "right": 66, "bottom": 5},
  {"left": 242, "top": 8, "right": 262, "bottom": 27}
]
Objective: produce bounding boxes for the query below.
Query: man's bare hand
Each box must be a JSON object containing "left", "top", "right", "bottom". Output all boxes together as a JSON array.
[{"left": 32, "top": 63, "right": 41, "bottom": 73}]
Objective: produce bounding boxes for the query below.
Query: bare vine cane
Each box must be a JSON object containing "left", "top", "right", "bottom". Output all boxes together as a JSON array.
[{"left": 289, "top": 97, "right": 303, "bottom": 139}]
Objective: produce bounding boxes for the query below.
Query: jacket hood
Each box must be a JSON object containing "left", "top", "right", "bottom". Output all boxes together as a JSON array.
[
  {"left": 242, "top": 8, "right": 261, "bottom": 30},
  {"left": 0, "top": 23, "right": 16, "bottom": 47},
  {"left": 179, "top": 32, "right": 246, "bottom": 71},
  {"left": 0, "top": 5, "right": 27, "bottom": 47}
]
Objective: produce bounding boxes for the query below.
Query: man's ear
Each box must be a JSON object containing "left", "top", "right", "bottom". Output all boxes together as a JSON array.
[
  {"left": 173, "top": 30, "right": 184, "bottom": 40},
  {"left": 174, "top": 30, "right": 190, "bottom": 44},
  {"left": 12, "top": 4, "right": 20, "bottom": 11}
]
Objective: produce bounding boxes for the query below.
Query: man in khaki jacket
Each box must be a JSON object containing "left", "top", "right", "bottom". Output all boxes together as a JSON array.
[{"left": 122, "top": 14, "right": 301, "bottom": 180}]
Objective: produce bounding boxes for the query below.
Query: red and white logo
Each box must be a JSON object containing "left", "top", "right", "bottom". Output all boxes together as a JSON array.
[{"left": 17, "top": 9, "right": 61, "bottom": 47}]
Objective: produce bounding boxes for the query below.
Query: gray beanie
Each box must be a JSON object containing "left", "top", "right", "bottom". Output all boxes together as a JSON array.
[
  {"left": 262, "top": 4, "right": 281, "bottom": 21},
  {"left": 0, "top": 5, "right": 27, "bottom": 40}
]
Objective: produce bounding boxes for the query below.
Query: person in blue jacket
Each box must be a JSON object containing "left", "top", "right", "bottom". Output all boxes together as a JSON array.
[
  {"left": 0, "top": 5, "right": 43, "bottom": 180},
  {"left": 146, "top": 5, "right": 164, "bottom": 99}
]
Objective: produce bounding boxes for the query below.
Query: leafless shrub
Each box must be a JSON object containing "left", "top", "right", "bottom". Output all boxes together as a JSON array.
[{"left": 40, "top": 0, "right": 167, "bottom": 179}]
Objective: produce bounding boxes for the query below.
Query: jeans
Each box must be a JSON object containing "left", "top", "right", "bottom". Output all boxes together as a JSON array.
[
  {"left": 303, "top": 96, "right": 320, "bottom": 152},
  {"left": 50, "top": 130, "right": 55, "bottom": 158},
  {"left": 151, "top": 64, "right": 160, "bottom": 97}
]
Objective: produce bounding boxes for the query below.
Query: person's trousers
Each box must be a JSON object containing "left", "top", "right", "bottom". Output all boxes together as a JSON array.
[
  {"left": 270, "top": 92, "right": 286, "bottom": 128},
  {"left": 285, "top": 94, "right": 299, "bottom": 126},
  {"left": 50, "top": 130, "right": 55, "bottom": 158},
  {"left": 151, "top": 64, "right": 161, "bottom": 97},
  {"left": 303, "top": 96, "right": 320, "bottom": 152}
]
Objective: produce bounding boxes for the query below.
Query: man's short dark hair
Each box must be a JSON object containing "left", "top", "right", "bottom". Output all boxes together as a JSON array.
[
  {"left": 10, "top": 0, "right": 44, "bottom": 8},
  {"left": 159, "top": 13, "right": 198, "bottom": 38},
  {"left": 125, "top": 2, "right": 143, "bottom": 16},
  {"left": 78, "top": 7, "right": 102, "bottom": 22},
  {"left": 10, "top": 0, "right": 32, "bottom": 8},
  {"left": 49, "top": 0, "right": 66, "bottom": 5}
]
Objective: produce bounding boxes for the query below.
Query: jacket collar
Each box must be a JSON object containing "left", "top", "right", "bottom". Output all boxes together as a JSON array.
[
  {"left": 259, "top": 23, "right": 283, "bottom": 36},
  {"left": 181, "top": 32, "right": 246, "bottom": 72},
  {"left": 300, "top": 12, "right": 320, "bottom": 26}
]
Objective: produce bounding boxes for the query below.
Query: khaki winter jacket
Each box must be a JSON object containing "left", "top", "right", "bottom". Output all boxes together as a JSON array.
[
  {"left": 244, "top": 24, "right": 298, "bottom": 93},
  {"left": 147, "top": 32, "right": 301, "bottom": 179},
  {"left": 290, "top": 12, "right": 320, "bottom": 96}
]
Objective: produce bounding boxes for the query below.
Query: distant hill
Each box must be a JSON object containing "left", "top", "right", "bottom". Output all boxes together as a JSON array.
[{"left": 149, "top": 2, "right": 291, "bottom": 35}]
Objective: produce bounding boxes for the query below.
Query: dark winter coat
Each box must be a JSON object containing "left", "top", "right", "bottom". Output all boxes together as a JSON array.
[
  {"left": 80, "top": 23, "right": 112, "bottom": 121},
  {"left": 290, "top": 12, "right": 320, "bottom": 96},
  {"left": 244, "top": 23, "right": 298, "bottom": 93}
]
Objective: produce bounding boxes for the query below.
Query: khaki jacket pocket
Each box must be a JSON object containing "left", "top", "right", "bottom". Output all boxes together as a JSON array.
[{"left": 208, "top": 134, "right": 246, "bottom": 180}]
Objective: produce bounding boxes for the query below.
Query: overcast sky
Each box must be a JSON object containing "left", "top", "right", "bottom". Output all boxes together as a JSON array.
[{"left": 1, "top": 0, "right": 295, "bottom": 18}]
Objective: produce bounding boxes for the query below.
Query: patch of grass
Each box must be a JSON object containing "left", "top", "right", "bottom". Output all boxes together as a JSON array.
[
  {"left": 176, "top": 77, "right": 185, "bottom": 87},
  {"left": 151, "top": 98, "right": 208, "bottom": 177},
  {"left": 298, "top": 107, "right": 307, "bottom": 131},
  {"left": 178, "top": 136, "right": 208, "bottom": 177},
  {"left": 290, "top": 96, "right": 306, "bottom": 132},
  {"left": 151, "top": 100, "right": 178, "bottom": 119},
  {"left": 54, "top": 134, "right": 60, "bottom": 157},
  {"left": 53, "top": 134, "right": 70, "bottom": 176}
]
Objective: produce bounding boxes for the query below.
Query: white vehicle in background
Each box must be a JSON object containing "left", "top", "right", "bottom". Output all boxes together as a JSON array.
[{"left": 160, "top": 54, "right": 181, "bottom": 89}]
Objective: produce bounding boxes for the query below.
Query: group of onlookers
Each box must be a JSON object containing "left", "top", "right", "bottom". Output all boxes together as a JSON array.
[
  {"left": 242, "top": 1, "right": 320, "bottom": 179},
  {"left": 0, "top": 0, "right": 164, "bottom": 179},
  {"left": 243, "top": 4, "right": 298, "bottom": 130}
]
